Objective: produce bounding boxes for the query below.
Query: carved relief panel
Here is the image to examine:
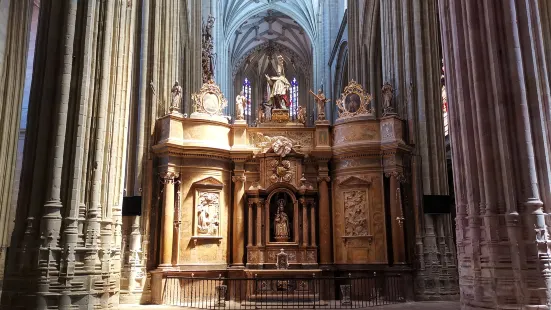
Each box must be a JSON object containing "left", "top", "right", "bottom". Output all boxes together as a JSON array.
[
  {"left": 194, "top": 191, "right": 221, "bottom": 237},
  {"left": 343, "top": 190, "right": 368, "bottom": 237},
  {"left": 333, "top": 175, "right": 387, "bottom": 264}
]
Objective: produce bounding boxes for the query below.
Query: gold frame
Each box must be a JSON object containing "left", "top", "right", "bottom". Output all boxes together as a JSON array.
[
  {"left": 191, "top": 79, "right": 228, "bottom": 115},
  {"left": 335, "top": 80, "right": 374, "bottom": 119}
]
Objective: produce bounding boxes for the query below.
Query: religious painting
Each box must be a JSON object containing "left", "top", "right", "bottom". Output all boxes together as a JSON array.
[
  {"left": 191, "top": 79, "right": 228, "bottom": 115},
  {"left": 335, "top": 80, "right": 374, "bottom": 119},
  {"left": 202, "top": 93, "right": 219, "bottom": 114},
  {"left": 345, "top": 93, "right": 361, "bottom": 113}
]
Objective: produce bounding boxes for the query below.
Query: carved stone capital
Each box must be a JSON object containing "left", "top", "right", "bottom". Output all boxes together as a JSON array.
[
  {"left": 160, "top": 171, "right": 179, "bottom": 184},
  {"left": 384, "top": 171, "right": 405, "bottom": 182},
  {"left": 317, "top": 176, "right": 331, "bottom": 183},
  {"left": 232, "top": 175, "right": 246, "bottom": 183}
]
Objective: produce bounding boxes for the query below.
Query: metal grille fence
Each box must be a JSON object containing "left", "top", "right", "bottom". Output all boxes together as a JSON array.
[{"left": 163, "top": 273, "right": 406, "bottom": 309}]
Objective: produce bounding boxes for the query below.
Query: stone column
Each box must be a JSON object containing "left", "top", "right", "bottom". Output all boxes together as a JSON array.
[
  {"left": 256, "top": 199, "right": 263, "bottom": 246},
  {"left": 301, "top": 199, "right": 309, "bottom": 246},
  {"left": 439, "top": 0, "right": 551, "bottom": 307},
  {"left": 318, "top": 176, "right": 332, "bottom": 265},
  {"left": 310, "top": 202, "right": 316, "bottom": 247},
  {"left": 159, "top": 172, "right": 178, "bottom": 268},
  {"left": 388, "top": 172, "right": 406, "bottom": 264},
  {"left": 247, "top": 201, "right": 253, "bottom": 247},
  {"left": 231, "top": 175, "right": 246, "bottom": 266}
]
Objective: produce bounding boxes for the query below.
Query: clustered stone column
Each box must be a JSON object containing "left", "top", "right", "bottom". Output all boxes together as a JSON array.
[
  {"left": 377, "top": 0, "right": 454, "bottom": 299},
  {"left": 0, "top": 0, "right": 33, "bottom": 291},
  {"left": 439, "top": 0, "right": 551, "bottom": 308},
  {"left": 2, "top": 1, "right": 138, "bottom": 308}
]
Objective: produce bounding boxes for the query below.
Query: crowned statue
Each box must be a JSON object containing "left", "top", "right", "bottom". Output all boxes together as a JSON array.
[
  {"left": 274, "top": 199, "right": 290, "bottom": 242},
  {"left": 265, "top": 55, "right": 291, "bottom": 110}
]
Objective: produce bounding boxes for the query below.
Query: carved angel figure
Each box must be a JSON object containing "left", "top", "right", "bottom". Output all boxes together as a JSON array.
[{"left": 253, "top": 133, "right": 294, "bottom": 158}]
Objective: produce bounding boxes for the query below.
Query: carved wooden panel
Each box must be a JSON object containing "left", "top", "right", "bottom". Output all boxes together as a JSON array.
[{"left": 343, "top": 190, "right": 369, "bottom": 237}]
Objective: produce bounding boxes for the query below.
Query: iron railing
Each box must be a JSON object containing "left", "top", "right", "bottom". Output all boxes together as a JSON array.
[{"left": 163, "top": 272, "right": 407, "bottom": 309}]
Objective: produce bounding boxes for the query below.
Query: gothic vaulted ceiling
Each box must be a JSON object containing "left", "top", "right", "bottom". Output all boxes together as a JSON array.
[{"left": 220, "top": 0, "right": 320, "bottom": 78}]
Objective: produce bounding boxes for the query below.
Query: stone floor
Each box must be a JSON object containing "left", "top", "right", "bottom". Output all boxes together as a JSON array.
[{"left": 118, "top": 301, "right": 460, "bottom": 310}]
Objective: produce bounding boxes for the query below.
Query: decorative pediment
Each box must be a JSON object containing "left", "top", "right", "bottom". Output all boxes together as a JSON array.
[
  {"left": 193, "top": 177, "right": 224, "bottom": 189},
  {"left": 336, "top": 175, "right": 373, "bottom": 187}
]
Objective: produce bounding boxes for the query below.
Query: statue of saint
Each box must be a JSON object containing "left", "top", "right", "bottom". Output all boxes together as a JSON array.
[
  {"left": 381, "top": 82, "right": 395, "bottom": 115},
  {"left": 309, "top": 89, "right": 330, "bottom": 121},
  {"left": 170, "top": 81, "right": 182, "bottom": 112},
  {"left": 265, "top": 55, "right": 291, "bottom": 109},
  {"left": 297, "top": 106, "right": 306, "bottom": 124},
  {"left": 235, "top": 91, "right": 247, "bottom": 120},
  {"left": 274, "top": 199, "right": 290, "bottom": 242}
]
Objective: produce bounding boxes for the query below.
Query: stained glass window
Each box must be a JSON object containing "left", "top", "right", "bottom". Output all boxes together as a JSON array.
[
  {"left": 242, "top": 78, "right": 251, "bottom": 116},
  {"left": 290, "top": 77, "right": 298, "bottom": 117}
]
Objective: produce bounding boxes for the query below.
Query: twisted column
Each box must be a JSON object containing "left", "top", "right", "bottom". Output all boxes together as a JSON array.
[{"left": 159, "top": 172, "right": 178, "bottom": 268}]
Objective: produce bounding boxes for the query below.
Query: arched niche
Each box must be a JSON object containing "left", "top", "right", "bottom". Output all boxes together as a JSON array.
[{"left": 264, "top": 187, "right": 299, "bottom": 245}]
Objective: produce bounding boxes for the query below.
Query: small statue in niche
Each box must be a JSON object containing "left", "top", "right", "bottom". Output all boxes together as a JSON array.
[
  {"left": 170, "top": 81, "right": 182, "bottom": 112},
  {"left": 274, "top": 199, "right": 290, "bottom": 242},
  {"left": 382, "top": 82, "right": 395, "bottom": 116},
  {"left": 309, "top": 89, "right": 330, "bottom": 121},
  {"left": 296, "top": 106, "right": 306, "bottom": 124},
  {"left": 235, "top": 91, "right": 247, "bottom": 120}
]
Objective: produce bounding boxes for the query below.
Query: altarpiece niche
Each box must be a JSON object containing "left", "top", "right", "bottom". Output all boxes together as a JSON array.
[{"left": 269, "top": 192, "right": 294, "bottom": 243}]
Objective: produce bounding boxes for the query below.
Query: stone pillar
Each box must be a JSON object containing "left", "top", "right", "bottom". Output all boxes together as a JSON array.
[
  {"left": 231, "top": 175, "right": 246, "bottom": 266},
  {"left": 247, "top": 201, "right": 253, "bottom": 247},
  {"left": 301, "top": 199, "right": 309, "bottom": 246},
  {"left": 388, "top": 172, "right": 406, "bottom": 264},
  {"left": 159, "top": 172, "right": 178, "bottom": 268},
  {"left": 318, "top": 176, "right": 332, "bottom": 265},
  {"left": 310, "top": 202, "right": 316, "bottom": 247},
  {"left": 256, "top": 199, "right": 263, "bottom": 246},
  {"left": 0, "top": 0, "right": 33, "bottom": 291},
  {"left": 439, "top": 0, "right": 551, "bottom": 307}
]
